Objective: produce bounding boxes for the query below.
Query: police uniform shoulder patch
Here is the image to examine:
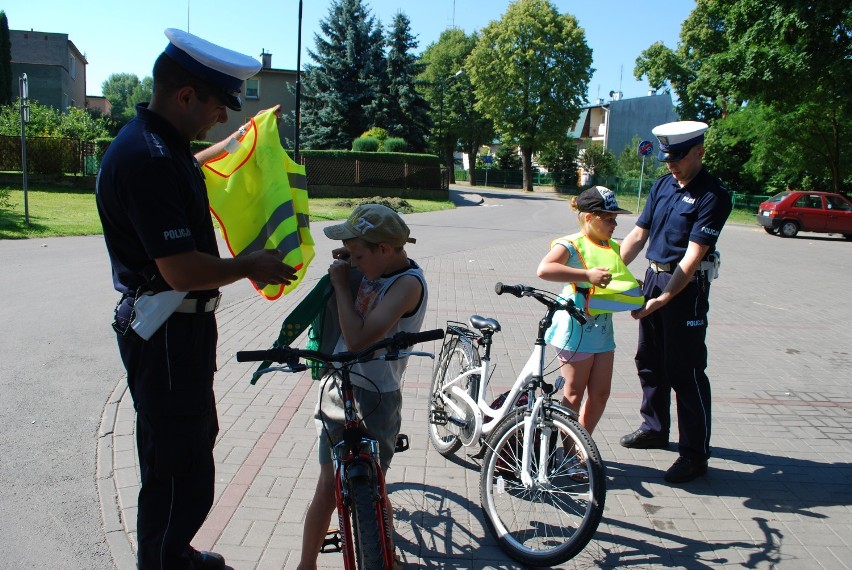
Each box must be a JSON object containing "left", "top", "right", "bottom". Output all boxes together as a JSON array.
[{"left": 144, "top": 131, "right": 172, "bottom": 158}]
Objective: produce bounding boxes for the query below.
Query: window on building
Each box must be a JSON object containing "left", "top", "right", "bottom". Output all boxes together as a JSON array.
[
  {"left": 246, "top": 78, "right": 260, "bottom": 99},
  {"left": 69, "top": 55, "right": 77, "bottom": 79}
]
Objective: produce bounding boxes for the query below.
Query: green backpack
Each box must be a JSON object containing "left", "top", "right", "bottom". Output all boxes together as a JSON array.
[{"left": 251, "top": 269, "right": 361, "bottom": 384}]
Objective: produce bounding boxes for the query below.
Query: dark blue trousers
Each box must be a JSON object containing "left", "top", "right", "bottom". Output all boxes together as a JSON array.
[
  {"left": 636, "top": 269, "right": 712, "bottom": 460},
  {"left": 116, "top": 313, "right": 219, "bottom": 569}
]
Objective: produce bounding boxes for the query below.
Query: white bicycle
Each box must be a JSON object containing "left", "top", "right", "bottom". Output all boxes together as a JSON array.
[{"left": 428, "top": 282, "right": 606, "bottom": 567}]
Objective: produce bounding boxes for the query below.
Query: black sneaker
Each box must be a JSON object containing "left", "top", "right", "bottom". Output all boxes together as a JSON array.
[
  {"left": 189, "top": 548, "right": 226, "bottom": 569},
  {"left": 664, "top": 456, "right": 708, "bottom": 484},
  {"left": 619, "top": 429, "right": 669, "bottom": 449}
]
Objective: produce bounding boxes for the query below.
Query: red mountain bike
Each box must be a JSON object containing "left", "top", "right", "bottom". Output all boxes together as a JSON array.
[{"left": 237, "top": 328, "right": 444, "bottom": 570}]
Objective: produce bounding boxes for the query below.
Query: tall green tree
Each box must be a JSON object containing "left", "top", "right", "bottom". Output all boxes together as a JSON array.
[
  {"left": 419, "top": 28, "right": 494, "bottom": 184},
  {"left": 578, "top": 142, "right": 615, "bottom": 185},
  {"left": 724, "top": 0, "right": 851, "bottom": 194},
  {"left": 0, "top": 11, "right": 11, "bottom": 105},
  {"left": 379, "top": 12, "right": 430, "bottom": 152},
  {"left": 495, "top": 139, "right": 523, "bottom": 171},
  {"left": 635, "top": 0, "right": 851, "bottom": 194},
  {"left": 537, "top": 136, "right": 579, "bottom": 189},
  {"left": 467, "top": 0, "right": 593, "bottom": 191},
  {"left": 102, "top": 73, "right": 152, "bottom": 125},
  {"left": 634, "top": 0, "right": 740, "bottom": 122},
  {"left": 300, "top": 0, "right": 385, "bottom": 149}
]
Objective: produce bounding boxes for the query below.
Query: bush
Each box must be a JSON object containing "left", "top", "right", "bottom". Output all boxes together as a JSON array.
[
  {"left": 94, "top": 138, "right": 112, "bottom": 162},
  {"left": 0, "top": 187, "right": 10, "bottom": 210},
  {"left": 352, "top": 136, "right": 380, "bottom": 152},
  {"left": 361, "top": 127, "right": 388, "bottom": 147},
  {"left": 382, "top": 137, "right": 408, "bottom": 153},
  {"left": 334, "top": 196, "right": 414, "bottom": 214}
]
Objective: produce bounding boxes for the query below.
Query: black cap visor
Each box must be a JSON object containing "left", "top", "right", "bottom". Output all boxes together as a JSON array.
[
  {"left": 216, "top": 90, "right": 242, "bottom": 112},
  {"left": 657, "top": 147, "right": 692, "bottom": 162}
]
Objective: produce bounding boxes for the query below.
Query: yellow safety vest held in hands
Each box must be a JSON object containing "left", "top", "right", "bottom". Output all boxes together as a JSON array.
[
  {"left": 552, "top": 232, "right": 644, "bottom": 315},
  {"left": 203, "top": 110, "right": 314, "bottom": 300}
]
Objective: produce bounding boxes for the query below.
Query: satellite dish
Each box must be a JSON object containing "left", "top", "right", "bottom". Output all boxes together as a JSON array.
[{"left": 609, "top": 90, "right": 615, "bottom": 98}]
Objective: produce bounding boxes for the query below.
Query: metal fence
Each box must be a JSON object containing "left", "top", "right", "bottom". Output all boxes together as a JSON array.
[
  {"left": 0, "top": 136, "right": 96, "bottom": 176},
  {"left": 454, "top": 169, "right": 556, "bottom": 186},
  {"left": 302, "top": 156, "right": 442, "bottom": 191}
]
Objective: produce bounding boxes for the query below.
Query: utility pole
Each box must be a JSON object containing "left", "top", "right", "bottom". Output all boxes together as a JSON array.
[
  {"left": 19, "top": 73, "right": 30, "bottom": 226},
  {"left": 294, "top": 0, "right": 303, "bottom": 163}
]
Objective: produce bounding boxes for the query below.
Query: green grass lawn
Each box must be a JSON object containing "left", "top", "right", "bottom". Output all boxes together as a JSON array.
[{"left": 0, "top": 186, "right": 454, "bottom": 240}]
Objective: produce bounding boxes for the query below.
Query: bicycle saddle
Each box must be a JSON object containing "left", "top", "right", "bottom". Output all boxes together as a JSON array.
[{"left": 469, "top": 315, "right": 501, "bottom": 332}]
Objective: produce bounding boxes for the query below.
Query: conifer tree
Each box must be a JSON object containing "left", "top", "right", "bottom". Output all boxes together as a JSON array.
[
  {"left": 378, "top": 12, "right": 430, "bottom": 152},
  {"left": 0, "top": 11, "right": 12, "bottom": 106},
  {"left": 300, "top": 0, "right": 384, "bottom": 149}
]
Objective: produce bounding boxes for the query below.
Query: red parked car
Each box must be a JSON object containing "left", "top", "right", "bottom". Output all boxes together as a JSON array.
[{"left": 756, "top": 190, "right": 852, "bottom": 239}]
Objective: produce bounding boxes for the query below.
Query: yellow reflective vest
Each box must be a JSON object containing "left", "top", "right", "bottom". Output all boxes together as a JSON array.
[
  {"left": 552, "top": 232, "right": 644, "bottom": 315},
  {"left": 203, "top": 110, "right": 314, "bottom": 300}
]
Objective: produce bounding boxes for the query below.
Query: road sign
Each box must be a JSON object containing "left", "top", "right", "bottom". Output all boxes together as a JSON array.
[
  {"left": 638, "top": 140, "right": 653, "bottom": 156},
  {"left": 482, "top": 155, "right": 493, "bottom": 164}
]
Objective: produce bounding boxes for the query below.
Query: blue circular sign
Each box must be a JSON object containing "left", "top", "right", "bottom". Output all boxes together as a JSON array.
[{"left": 638, "top": 140, "right": 654, "bottom": 156}]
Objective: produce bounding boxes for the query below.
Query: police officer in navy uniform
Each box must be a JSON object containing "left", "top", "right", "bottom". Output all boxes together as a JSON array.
[
  {"left": 97, "top": 29, "right": 296, "bottom": 569},
  {"left": 617, "top": 121, "right": 732, "bottom": 484}
]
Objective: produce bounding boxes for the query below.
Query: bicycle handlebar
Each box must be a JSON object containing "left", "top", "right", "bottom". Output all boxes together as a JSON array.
[
  {"left": 494, "top": 282, "right": 588, "bottom": 325},
  {"left": 236, "top": 328, "right": 445, "bottom": 366}
]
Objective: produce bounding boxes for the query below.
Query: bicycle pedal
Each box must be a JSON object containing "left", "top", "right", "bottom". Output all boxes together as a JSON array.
[
  {"left": 320, "top": 529, "right": 342, "bottom": 553},
  {"left": 430, "top": 409, "right": 448, "bottom": 426},
  {"left": 395, "top": 433, "right": 410, "bottom": 453}
]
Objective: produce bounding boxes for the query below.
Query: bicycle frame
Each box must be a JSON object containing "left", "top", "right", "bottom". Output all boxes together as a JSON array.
[
  {"left": 438, "top": 334, "right": 549, "bottom": 445},
  {"left": 237, "top": 328, "right": 444, "bottom": 570},
  {"left": 331, "top": 376, "right": 394, "bottom": 570},
  {"left": 433, "top": 285, "right": 586, "bottom": 486}
]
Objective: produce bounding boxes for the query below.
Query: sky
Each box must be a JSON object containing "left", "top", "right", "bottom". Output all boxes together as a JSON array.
[{"left": 4, "top": 0, "right": 696, "bottom": 101}]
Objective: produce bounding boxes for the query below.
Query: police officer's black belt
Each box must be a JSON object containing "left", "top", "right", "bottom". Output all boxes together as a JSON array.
[
  {"left": 174, "top": 294, "right": 221, "bottom": 314},
  {"left": 649, "top": 261, "right": 675, "bottom": 273}
]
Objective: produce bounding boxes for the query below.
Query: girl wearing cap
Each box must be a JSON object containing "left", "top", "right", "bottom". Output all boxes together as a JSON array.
[{"left": 537, "top": 187, "right": 643, "bottom": 443}]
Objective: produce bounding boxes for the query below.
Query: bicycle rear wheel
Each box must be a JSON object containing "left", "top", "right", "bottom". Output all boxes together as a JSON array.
[
  {"left": 349, "top": 474, "right": 389, "bottom": 570},
  {"left": 428, "top": 334, "right": 480, "bottom": 455},
  {"left": 480, "top": 406, "right": 605, "bottom": 567}
]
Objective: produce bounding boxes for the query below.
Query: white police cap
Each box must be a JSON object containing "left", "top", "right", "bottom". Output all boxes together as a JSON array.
[
  {"left": 652, "top": 120, "right": 709, "bottom": 162},
  {"left": 163, "top": 28, "right": 261, "bottom": 111}
]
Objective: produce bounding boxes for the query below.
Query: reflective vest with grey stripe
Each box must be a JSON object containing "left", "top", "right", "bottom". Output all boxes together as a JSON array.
[
  {"left": 203, "top": 109, "right": 314, "bottom": 300},
  {"left": 552, "top": 232, "right": 644, "bottom": 315}
]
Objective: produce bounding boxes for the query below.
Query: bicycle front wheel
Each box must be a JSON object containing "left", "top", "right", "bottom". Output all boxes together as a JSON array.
[
  {"left": 428, "top": 333, "right": 480, "bottom": 455},
  {"left": 349, "top": 475, "right": 389, "bottom": 570},
  {"left": 480, "top": 406, "right": 605, "bottom": 567}
]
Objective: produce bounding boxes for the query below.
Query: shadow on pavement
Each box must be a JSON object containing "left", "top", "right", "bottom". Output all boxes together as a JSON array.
[
  {"left": 387, "top": 446, "right": 851, "bottom": 569},
  {"left": 606, "top": 447, "right": 852, "bottom": 517}
]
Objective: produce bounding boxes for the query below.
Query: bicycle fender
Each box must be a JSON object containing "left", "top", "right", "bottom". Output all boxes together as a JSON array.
[
  {"left": 345, "top": 460, "right": 373, "bottom": 481},
  {"left": 521, "top": 397, "right": 547, "bottom": 488}
]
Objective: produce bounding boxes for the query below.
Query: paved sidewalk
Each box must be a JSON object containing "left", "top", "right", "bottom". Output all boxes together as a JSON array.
[{"left": 100, "top": 187, "right": 852, "bottom": 569}]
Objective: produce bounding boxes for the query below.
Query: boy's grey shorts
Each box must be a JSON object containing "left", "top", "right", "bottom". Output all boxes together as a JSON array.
[{"left": 315, "top": 376, "right": 402, "bottom": 472}]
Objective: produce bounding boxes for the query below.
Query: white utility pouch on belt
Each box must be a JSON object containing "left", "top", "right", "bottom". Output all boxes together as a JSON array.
[
  {"left": 700, "top": 252, "right": 721, "bottom": 281},
  {"left": 131, "top": 290, "right": 188, "bottom": 340}
]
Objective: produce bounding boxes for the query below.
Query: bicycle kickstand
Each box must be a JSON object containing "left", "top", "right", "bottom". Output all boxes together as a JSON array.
[{"left": 320, "top": 529, "right": 342, "bottom": 553}]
